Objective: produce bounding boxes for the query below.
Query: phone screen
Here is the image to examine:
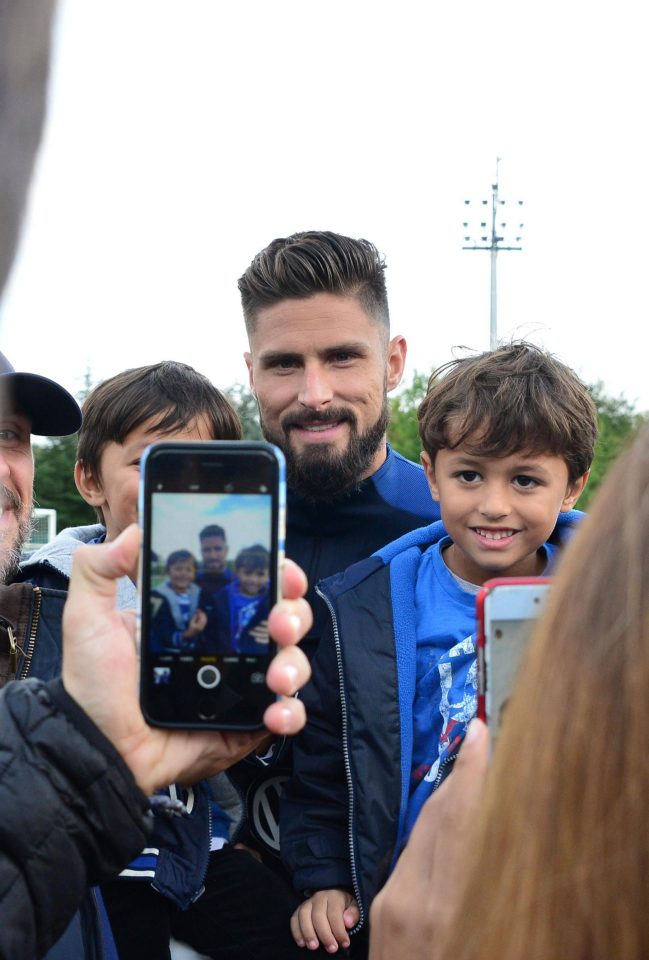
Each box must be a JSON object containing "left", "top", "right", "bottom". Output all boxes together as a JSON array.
[
  {"left": 138, "top": 441, "right": 285, "bottom": 730},
  {"left": 477, "top": 578, "right": 552, "bottom": 744}
]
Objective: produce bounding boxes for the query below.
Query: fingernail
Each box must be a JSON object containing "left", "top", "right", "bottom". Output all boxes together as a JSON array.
[
  {"left": 288, "top": 613, "right": 301, "bottom": 635},
  {"left": 284, "top": 663, "right": 299, "bottom": 690},
  {"left": 279, "top": 706, "right": 293, "bottom": 732}
]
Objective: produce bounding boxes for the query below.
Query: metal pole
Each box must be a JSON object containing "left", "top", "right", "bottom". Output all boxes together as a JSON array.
[{"left": 490, "top": 179, "right": 498, "bottom": 349}]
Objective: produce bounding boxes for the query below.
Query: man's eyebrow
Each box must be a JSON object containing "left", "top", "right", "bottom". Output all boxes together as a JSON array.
[{"left": 258, "top": 350, "right": 303, "bottom": 368}]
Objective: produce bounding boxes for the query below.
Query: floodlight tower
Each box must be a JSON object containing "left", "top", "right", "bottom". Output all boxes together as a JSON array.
[{"left": 462, "top": 160, "right": 524, "bottom": 349}]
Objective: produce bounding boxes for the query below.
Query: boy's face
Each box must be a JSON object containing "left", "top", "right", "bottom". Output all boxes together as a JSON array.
[
  {"left": 422, "top": 444, "right": 588, "bottom": 586},
  {"left": 237, "top": 566, "right": 268, "bottom": 597},
  {"left": 167, "top": 558, "right": 196, "bottom": 592},
  {"left": 75, "top": 412, "right": 215, "bottom": 544}
]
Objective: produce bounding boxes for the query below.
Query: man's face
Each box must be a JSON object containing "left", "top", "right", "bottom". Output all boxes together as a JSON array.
[
  {"left": 0, "top": 409, "right": 34, "bottom": 583},
  {"left": 200, "top": 535, "right": 228, "bottom": 572},
  {"left": 245, "top": 292, "right": 406, "bottom": 500}
]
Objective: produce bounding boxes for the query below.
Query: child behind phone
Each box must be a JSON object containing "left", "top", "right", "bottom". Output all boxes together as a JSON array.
[
  {"left": 214, "top": 544, "right": 270, "bottom": 653},
  {"left": 281, "top": 342, "right": 598, "bottom": 956}
]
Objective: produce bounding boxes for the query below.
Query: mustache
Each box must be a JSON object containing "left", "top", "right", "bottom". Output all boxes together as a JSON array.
[
  {"left": 280, "top": 407, "right": 356, "bottom": 431},
  {"left": 0, "top": 485, "right": 23, "bottom": 510}
]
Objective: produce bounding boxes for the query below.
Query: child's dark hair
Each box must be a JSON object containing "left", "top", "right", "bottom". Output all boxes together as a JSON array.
[
  {"left": 417, "top": 341, "right": 598, "bottom": 481},
  {"left": 166, "top": 549, "right": 197, "bottom": 570},
  {"left": 234, "top": 544, "right": 269, "bottom": 572},
  {"left": 78, "top": 361, "right": 241, "bottom": 522}
]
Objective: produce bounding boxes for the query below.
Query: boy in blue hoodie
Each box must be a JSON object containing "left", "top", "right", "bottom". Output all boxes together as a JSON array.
[{"left": 281, "top": 342, "right": 598, "bottom": 955}]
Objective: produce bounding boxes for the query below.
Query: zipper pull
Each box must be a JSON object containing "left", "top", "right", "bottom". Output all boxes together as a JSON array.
[{"left": 7, "top": 625, "right": 18, "bottom": 676}]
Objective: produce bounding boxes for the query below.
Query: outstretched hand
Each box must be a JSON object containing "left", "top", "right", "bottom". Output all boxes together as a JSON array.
[
  {"left": 62, "top": 524, "right": 312, "bottom": 795},
  {"left": 368, "top": 720, "right": 490, "bottom": 960}
]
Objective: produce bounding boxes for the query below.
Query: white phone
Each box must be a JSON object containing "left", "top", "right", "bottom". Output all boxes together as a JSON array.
[{"left": 476, "top": 577, "right": 552, "bottom": 743}]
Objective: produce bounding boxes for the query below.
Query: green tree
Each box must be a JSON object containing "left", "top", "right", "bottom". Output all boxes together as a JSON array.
[
  {"left": 33, "top": 434, "right": 96, "bottom": 530},
  {"left": 388, "top": 370, "right": 428, "bottom": 463},
  {"left": 225, "top": 382, "right": 262, "bottom": 440},
  {"left": 579, "top": 382, "right": 646, "bottom": 509}
]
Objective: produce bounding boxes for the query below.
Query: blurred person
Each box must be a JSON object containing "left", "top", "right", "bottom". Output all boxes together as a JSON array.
[
  {"left": 196, "top": 524, "right": 232, "bottom": 596},
  {"left": 213, "top": 544, "right": 270, "bottom": 653}
]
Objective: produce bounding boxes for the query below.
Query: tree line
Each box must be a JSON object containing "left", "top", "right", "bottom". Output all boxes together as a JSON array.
[{"left": 34, "top": 374, "right": 646, "bottom": 529}]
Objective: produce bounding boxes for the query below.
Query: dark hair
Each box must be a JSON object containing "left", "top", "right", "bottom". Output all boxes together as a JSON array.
[
  {"left": 238, "top": 230, "right": 390, "bottom": 336},
  {"left": 78, "top": 361, "right": 241, "bottom": 521},
  {"left": 417, "top": 342, "right": 597, "bottom": 481},
  {"left": 165, "top": 549, "right": 196, "bottom": 570},
  {"left": 199, "top": 524, "right": 227, "bottom": 542},
  {"left": 234, "top": 544, "right": 269, "bottom": 572}
]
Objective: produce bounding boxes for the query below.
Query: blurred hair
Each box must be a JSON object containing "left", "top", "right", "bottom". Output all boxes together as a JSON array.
[
  {"left": 234, "top": 544, "right": 269, "bottom": 572},
  {"left": 443, "top": 420, "right": 649, "bottom": 960},
  {"left": 418, "top": 341, "right": 597, "bottom": 481},
  {"left": 238, "top": 230, "right": 390, "bottom": 338},
  {"left": 77, "top": 361, "right": 241, "bottom": 523},
  {"left": 199, "top": 524, "right": 227, "bottom": 542},
  {"left": 165, "top": 549, "right": 196, "bottom": 571}
]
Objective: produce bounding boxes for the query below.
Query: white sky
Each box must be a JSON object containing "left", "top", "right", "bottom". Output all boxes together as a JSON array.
[{"left": 2, "top": 0, "right": 648, "bottom": 411}]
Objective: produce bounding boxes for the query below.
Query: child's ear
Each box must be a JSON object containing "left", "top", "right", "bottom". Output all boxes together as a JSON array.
[
  {"left": 560, "top": 470, "right": 590, "bottom": 512},
  {"left": 421, "top": 451, "right": 441, "bottom": 502},
  {"left": 74, "top": 460, "right": 106, "bottom": 508}
]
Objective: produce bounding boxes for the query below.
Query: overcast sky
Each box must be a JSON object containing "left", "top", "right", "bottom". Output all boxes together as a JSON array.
[{"left": 2, "top": 0, "right": 648, "bottom": 413}]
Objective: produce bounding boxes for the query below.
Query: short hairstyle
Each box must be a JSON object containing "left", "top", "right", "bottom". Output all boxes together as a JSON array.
[
  {"left": 165, "top": 549, "right": 196, "bottom": 570},
  {"left": 417, "top": 341, "right": 597, "bottom": 481},
  {"left": 234, "top": 544, "right": 269, "bottom": 572},
  {"left": 78, "top": 362, "right": 241, "bottom": 523},
  {"left": 238, "top": 230, "right": 390, "bottom": 336},
  {"left": 199, "top": 524, "right": 227, "bottom": 542}
]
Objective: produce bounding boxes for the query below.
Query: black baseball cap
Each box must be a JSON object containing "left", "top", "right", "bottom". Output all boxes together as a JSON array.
[{"left": 0, "top": 351, "right": 82, "bottom": 437}]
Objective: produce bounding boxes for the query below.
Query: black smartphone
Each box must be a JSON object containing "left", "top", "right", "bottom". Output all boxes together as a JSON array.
[
  {"left": 138, "top": 441, "right": 286, "bottom": 730},
  {"left": 476, "top": 577, "right": 552, "bottom": 745}
]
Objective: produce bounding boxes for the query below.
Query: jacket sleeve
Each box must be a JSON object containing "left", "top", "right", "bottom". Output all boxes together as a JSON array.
[
  {"left": 0, "top": 678, "right": 151, "bottom": 960},
  {"left": 280, "top": 622, "right": 353, "bottom": 895}
]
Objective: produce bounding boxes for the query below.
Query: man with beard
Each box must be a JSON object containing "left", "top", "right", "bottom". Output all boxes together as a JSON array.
[
  {"left": 240, "top": 230, "right": 441, "bottom": 658},
  {"left": 221, "top": 233, "right": 440, "bottom": 911}
]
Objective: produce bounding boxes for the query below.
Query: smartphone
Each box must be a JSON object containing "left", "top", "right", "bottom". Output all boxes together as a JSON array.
[
  {"left": 476, "top": 577, "right": 552, "bottom": 743},
  {"left": 138, "top": 441, "right": 286, "bottom": 730}
]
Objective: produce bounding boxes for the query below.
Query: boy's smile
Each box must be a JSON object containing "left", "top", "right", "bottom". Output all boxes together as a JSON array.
[{"left": 422, "top": 445, "right": 588, "bottom": 586}]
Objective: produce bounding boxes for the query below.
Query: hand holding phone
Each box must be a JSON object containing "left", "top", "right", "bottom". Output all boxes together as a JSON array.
[
  {"left": 138, "top": 441, "right": 285, "bottom": 730},
  {"left": 476, "top": 577, "right": 552, "bottom": 744}
]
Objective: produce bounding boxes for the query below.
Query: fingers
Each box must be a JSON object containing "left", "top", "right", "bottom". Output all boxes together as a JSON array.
[
  {"left": 265, "top": 644, "right": 311, "bottom": 696},
  {"left": 268, "top": 597, "right": 312, "bottom": 648},
  {"left": 280, "top": 557, "right": 308, "bottom": 600},
  {"left": 66, "top": 523, "right": 140, "bottom": 607},
  {"left": 290, "top": 891, "right": 355, "bottom": 953},
  {"left": 263, "top": 694, "right": 306, "bottom": 736}
]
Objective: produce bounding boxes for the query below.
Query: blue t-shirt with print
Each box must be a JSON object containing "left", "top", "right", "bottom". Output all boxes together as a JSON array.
[{"left": 404, "top": 536, "right": 559, "bottom": 839}]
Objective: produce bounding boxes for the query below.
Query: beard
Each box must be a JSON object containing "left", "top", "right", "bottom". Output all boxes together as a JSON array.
[
  {"left": 0, "top": 485, "right": 32, "bottom": 584},
  {"left": 260, "top": 398, "right": 391, "bottom": 503}
]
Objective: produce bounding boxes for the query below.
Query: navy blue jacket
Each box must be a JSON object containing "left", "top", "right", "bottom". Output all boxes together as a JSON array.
[
  {"left": 281, "top": 512, "right": 583, "bottom": 930},
  {"left": 225, "top": 446, "right": 441, "bottom": 861}
]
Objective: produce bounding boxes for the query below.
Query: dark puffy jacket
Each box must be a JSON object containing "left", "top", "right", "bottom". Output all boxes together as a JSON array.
[{"left": 0, "top": 677, "right": 150, "bottom": 960}]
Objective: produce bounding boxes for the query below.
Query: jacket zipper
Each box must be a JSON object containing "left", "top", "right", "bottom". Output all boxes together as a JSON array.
[
  {"left": 19, "top": 586, "right": 42, "bottom": 680},
  {"left": 315, "top": 584, "right": 365, "bottom": 933}
]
